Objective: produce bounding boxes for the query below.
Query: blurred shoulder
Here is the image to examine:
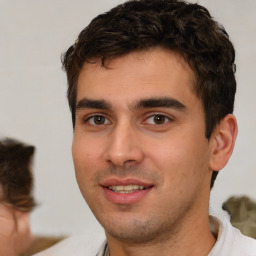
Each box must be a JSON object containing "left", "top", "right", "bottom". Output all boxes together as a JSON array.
[{"left": 33, "top": 231, "right": 105, "bottom": 256}]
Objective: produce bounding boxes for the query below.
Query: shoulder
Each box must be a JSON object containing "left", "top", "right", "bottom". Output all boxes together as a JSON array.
[
  {"left": 211, "top": 214, "right": 256, "bottom": 256},
  {"left": 230, "top": 227, "right": 256, "bottom": 256},
  {"left": 33, "top": 231, "right": 105, "bottom": 256}
]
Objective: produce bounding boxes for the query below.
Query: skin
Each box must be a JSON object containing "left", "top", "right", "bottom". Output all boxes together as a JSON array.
[
  {"left": 0, "top": 203, "right": 33, "bottom": 256},
  {"left": 72, "top": 47, "right": 237, "bottom": 256}
]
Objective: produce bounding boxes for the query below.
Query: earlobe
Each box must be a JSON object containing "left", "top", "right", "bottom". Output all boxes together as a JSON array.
[{"left": 209, "top": 114, "right": 238, "bottom": 171}]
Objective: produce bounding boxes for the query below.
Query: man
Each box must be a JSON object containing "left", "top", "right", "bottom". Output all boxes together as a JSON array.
[{"left": 36, "top": 0, "right": 256, "bottom": 255}]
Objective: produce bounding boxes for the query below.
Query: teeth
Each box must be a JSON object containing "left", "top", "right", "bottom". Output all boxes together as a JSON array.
[{"left": 108, "top": 185, "right": 145, "bottom": 193}]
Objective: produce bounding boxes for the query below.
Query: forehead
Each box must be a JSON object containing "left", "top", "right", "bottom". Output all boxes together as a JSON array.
[{"left": 76, "top": 48, "right": 198, "bottom": 107}]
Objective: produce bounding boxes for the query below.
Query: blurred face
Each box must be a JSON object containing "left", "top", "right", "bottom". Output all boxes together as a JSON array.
[
  {"left": 72, "top": 48, "right": 214, "bottom": 243},
  {"left": 0, "top": 203, "right": 32, "bottom": 255}
]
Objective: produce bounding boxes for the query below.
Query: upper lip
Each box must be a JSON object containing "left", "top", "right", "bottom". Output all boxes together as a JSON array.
[{"left": 100, "top": 177, "right": 154, "bottom": 188}]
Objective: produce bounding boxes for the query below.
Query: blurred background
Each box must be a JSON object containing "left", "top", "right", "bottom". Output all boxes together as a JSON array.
[{"left": 0, "top": 0, "right": 255, "bottom": 237}]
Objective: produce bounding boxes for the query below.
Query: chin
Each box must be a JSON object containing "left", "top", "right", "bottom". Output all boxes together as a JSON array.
[{"left": 103, "top": 214, "right": 171, "bottom": 244}]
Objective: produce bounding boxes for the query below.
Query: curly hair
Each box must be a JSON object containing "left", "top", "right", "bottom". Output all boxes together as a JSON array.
[{"left": 61, "top": 0, "right": 236, "bottom": 188}]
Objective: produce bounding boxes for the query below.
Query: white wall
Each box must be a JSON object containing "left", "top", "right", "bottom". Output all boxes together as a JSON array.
[{"left": 0, "top": 0, "right": 255, "bottom": 236}]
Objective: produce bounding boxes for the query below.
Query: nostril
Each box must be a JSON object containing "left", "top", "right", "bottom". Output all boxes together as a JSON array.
[{"left": 123, "top": 160, "right": 136, "bottom": 167}]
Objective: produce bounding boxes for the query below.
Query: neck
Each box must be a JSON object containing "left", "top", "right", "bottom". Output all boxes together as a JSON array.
[{"left": 106, "top": 212, "right": 216, "bottom": 256}]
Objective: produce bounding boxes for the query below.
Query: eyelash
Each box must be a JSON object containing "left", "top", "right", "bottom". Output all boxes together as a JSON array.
[
  {"left": 83, "top": 113, "right": 173, "bottom": 126},
  {"left": 144, "top": 114, "right": 173, "bottom": 125},
  {"left": 84, "top": 114, "right": 111, "bottom": 126}
]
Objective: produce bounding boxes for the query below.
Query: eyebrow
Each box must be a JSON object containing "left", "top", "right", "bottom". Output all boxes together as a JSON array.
[
  {"left": 76, "top": 97, "right": 187, "bottom": 112},
  {"left": 135, "top": 97, "right": 187, "bottom": 111},
  {"left": 76, "top": 98, "right": 111, "bottom": 111}
]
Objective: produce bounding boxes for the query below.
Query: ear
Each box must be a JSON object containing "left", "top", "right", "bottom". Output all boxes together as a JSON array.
[{"left": 209, "top": 114, "right": 238, "bottom": 171}]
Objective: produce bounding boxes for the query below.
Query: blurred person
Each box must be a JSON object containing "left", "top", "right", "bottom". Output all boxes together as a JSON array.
[{"left": 0, "top": 138, "right": 35, "bottom": 256}]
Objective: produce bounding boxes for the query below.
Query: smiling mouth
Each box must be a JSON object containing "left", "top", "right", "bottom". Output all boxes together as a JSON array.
[
  {"left": 107, "top": 185, "right": 149, "bottom": 193},
  {"left": 102, "top": 181, "right": 154, "bottom": 204}
]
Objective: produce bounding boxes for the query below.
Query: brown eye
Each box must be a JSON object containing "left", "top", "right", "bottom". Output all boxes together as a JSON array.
[
  {"left": 145, "top": 114, "right": 171, "bottom": 125},
  {"left": 94, "top": 116, "right": 105, "bottom": 125},
  {"left": 153, "top": 115, "right": 166, "bottom": 124},
  {"left": 88, "top": 115, "right": 110, "bottom": 125}
]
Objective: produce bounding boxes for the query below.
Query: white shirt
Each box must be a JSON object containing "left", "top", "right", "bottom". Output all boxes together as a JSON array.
[
  {"left": 34, "top": 215, "right": 256, "bottom": 256},
  {"left": 208, "top": 215, "right": 256, "bottom": 255}
]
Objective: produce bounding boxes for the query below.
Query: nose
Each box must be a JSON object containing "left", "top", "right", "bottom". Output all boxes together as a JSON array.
[{"left": 103, "top": 122, "right": 144, "bottom": 167}]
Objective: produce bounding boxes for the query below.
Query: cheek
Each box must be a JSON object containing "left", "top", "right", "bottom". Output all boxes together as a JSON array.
[
  {"left": 147, "top": 132, "right": 210, "bottom": 181},
  {"left": 72, "top": 137, "right": 102, "bottom": 194},
  {"left": 73, "top": 136, "right": 96, "bottom": 171}
]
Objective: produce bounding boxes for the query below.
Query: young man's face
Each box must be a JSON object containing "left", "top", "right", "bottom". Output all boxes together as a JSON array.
[{"left": 72, "top": 48, "right": 214, "bottom": 243}]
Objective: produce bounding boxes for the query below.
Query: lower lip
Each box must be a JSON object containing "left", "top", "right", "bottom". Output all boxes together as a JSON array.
[{"left": 102, "top": 187, "right": 153, "bottom": 205}]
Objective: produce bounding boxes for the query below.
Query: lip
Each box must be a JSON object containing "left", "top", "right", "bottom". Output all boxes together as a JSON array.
[
  {"left": 101, "top": 178, "right": 154, "bottom": 205},
  {"left": 101, "top": 178, "right": 153, "bottom": 187}
]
